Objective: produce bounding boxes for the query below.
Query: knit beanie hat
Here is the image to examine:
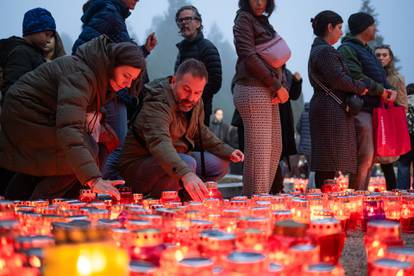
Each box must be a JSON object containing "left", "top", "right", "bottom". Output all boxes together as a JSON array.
[
  {"left": 23, "top": 8, "right": 56, "bottom": 36},
  {"left": 348, "top": 12, "right": 375, "bottom": 35}
]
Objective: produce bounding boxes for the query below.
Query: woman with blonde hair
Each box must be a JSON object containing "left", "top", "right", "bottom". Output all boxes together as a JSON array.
[{"left": 375, "top": 45, "right": 408, "bottom": 190}]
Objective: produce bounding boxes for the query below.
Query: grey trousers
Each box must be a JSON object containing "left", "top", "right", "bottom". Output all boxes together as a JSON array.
[
  {"left": 349, "top": 111, "right": 375, "bottom": 190},
  {"left": 233, "top": 84, "right": 282, "bottom": 196}
]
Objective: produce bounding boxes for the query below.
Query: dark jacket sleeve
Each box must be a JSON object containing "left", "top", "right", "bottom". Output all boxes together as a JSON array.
[
  {"left": 337, "top": 45, "right": 382, "bottom": 96},
  {"left": 3, "top": 48, "right": 43, "bottom": 92},
  {"left": 55, "top": 72, "right": 101, "bottom": 184},
  {"left": 88, "top": 5, "right": 131, "bottom": 43},
  {"left": 290, "top": 77, "right": 302, "bottom": 100},
  {"left": 315, "top": 48, "right": 368, "bottom": 95},
  {"left": 285, "top": 69, "right": 302, "bottom": 100},
  {"left": 233, "top": 12, "right": 281, "bottom": 92},
  {"left": 174, "top": 53, "right": 180, "bottom": 73},
  {"left": 200, "top": 41, "right": 222, "bottom": 99},
  {"left": 138, "top": 101, "right": 193, "bottom": 177},
  {"left": 74, "top": 3, "right": 149, "bottom": 57}
]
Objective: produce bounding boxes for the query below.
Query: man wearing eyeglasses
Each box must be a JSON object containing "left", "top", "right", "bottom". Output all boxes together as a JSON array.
[{"left": 174, "top": 5, "right": 222, "bottom": 127}]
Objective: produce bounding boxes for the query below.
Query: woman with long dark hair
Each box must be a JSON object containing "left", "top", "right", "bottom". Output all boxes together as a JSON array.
[
  {"left": 0, "top": 37, "right": 145, "bottom": 200},
  {"left": 233, "top": 0, "right": 289, "bottom": 196},
  {"left": 308, "top": 10, "right": 372, "bottom": 188}
]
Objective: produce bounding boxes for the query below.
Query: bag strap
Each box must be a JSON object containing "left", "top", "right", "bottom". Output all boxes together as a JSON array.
[
  {"left": 310, "top": 72, "right": 344, "bottom": 106},
  {"left": 197, "top": 118, "right": 206, "bottom": 181}
]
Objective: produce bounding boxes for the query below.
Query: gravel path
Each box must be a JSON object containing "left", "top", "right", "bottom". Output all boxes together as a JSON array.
[{"left": 340, "top": 231, "right": 414, "bottom": 276}]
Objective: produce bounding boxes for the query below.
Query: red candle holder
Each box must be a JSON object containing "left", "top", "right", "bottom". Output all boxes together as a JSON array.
[
  {"left": 307, "top": 218, "right": 344, "bottom": 265},
  {"left": 79, "top": 189, "right": 96, "bottom": 203},
  {"left": 176, "top": 256, "right": 214, "bottom": 275},
  {"left": 302, "top": 263, "right": 345, "bottom": 275},
  {"left": 160, "top": 191, "right": 181, "bottom": 206},
  {"left": 223, "top": 251, "right": 267, "bottom": 275},
  {"left": 362, "top": 195, "right": 386, "bottom": 230},
  {"left": 364, "top": 220, "right": 404, "bottom": 264},
  {"left": 130, "top": 228, "right": 167, "bottom": 266},
  {"left": 322, "top": 179, "right": 339, "bottom": 193},
  {"left": 205, "top": 181, "right": 223, "bottom": 200},
  {"left": 268, "top": 220, "right": 311, "bottom": 266},
  {"left": 386, "top": 246, "right": 414, "bottom": 263},
  {"left": 400, "top": 194, "right": 414, "bottom": 233},
  {"left": 368, "top": 258, "right": 414, "bottom": 275},
  {"left": 199, "top": 229, "right": 235, "bottom": 265},
  {"left": 368, "top": 177, "right": 387, "bottom": 193},
  {"left": 287, "top": 244, "right": 320, "bottom": 273},
  {"left": 383, "top": 195, "right": 402, "bottom": 221},
  {"left": 290, "top": 198, "right": 310, "bottom": 224}
]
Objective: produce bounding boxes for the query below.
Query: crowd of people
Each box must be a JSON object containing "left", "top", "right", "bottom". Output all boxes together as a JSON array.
[{"left": 0, "top": 0, "right": 412, "bottom": 202}]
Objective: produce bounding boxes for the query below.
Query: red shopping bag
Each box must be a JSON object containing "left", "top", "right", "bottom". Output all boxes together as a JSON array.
[{"left": 373, "top": 101, "right": 411, "bottom": 157}]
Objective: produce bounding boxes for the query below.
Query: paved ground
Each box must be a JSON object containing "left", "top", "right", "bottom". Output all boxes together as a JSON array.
[{"left": 218, "top": 175, "right": 414, "bottom": 276}]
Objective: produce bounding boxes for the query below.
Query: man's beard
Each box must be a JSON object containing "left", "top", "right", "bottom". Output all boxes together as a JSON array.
[{"left": 178, "top": 100, "right": 196, "bottom": 111}]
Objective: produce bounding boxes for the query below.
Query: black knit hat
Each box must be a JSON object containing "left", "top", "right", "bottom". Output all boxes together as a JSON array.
[
  {"left": 23, "top": 7, "right": 56, "bottom": 36},
  {"left": 348, "top": 12, "right": 375, "bottom": 35}
]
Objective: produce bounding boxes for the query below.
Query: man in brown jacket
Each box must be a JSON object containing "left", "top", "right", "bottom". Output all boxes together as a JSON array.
[{"left": 119, "top": 59, "right": 244, "bottom": 201}]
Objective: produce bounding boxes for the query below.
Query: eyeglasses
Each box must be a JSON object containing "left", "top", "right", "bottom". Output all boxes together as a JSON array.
[{"left": 176, "top": 16, "right": 199, "bottom": 24}]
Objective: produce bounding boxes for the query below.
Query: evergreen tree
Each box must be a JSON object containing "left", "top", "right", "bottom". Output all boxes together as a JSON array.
[
  {"left": 358, "top": 0, "right": 400, "bottom": 67},
  {"left": 207, "top": 23, "right": 237, "bottom": 123},
  {"left": 144, "top": 0, "right": 189, "bottom": 80},
  {"left": 359, "top": 0, "right": 384, "bottom": 48}
]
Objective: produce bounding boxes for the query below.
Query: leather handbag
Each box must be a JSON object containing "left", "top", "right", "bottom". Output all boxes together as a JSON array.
[
  {"left": 310, "top": 73, "right": 364, "bottom": 116},
  {"left": 255, "top": 34, "right": 291, "bottom": 69}
]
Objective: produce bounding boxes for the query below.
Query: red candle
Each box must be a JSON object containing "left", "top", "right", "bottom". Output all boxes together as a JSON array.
[{"left": 307, "top": 218, "right": 344, "bottom": 265}]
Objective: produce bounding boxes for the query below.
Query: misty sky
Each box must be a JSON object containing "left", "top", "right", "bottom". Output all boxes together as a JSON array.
[{"left": 1, "top": 0, "right": 413, "bottom": 101}]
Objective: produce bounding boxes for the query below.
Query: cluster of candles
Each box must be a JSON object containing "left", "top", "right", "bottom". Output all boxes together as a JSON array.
[{"left": 0, "top": 179, "right": 414, "bottom": 275}]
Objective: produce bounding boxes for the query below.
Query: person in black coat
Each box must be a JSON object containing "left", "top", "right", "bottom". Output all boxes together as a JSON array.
[
  {"left": 0, "top": 8, "right": 56, "bottom": 96},
  {"left": 309, "top": 10, "right": 371, "bottom": 188},
  {"left": 0, "top": 7, "right": 56, "bottom": 196},
  {"left": 270, "top": 67, "right": 302, "bottom": 193},
  {"left": 209, "top": 108, "right": 231, "bottom": 144},
  {"left": 174, "top": 5, "right": 222, "bottom": 126}
]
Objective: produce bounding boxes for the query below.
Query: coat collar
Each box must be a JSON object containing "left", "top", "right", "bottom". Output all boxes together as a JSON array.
[
  {"left": 176, "top": 32, "right": 204, "bottom": 49},
  {"left": 312, "top": 37, "right": 330, "bottom": 48},
  {"left": 341, "top": 34, "right": 370, "bottom": 49}
]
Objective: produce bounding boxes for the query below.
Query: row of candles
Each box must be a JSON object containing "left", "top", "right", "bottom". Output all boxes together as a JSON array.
[{"left": 0, "top": 178, "right": 414, "bottom": 275}]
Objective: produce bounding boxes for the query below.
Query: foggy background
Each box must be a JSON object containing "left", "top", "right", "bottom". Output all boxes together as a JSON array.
[{"left": 1, "top": 0, "right": 413, "bottom": 123}]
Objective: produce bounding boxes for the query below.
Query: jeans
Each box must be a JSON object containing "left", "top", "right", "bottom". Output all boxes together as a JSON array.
[
  {"left": 121, "top": 152, "right": 229, "bottom": 198},
  {"left": 349, "top": 112, "right": 375, "bottom": 190},
  {"left": 397, "top": 147, "right": 414, "bottom": 190},
  {"left": 102, "top": 99, "right": 128, "bottom": 180}
]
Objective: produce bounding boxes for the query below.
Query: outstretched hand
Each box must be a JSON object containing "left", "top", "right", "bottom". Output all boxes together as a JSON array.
[
  {"left": 88, "top": 177, "right": 124, "bottom": 201},
  {"left": 144, "top": 32, "right": 158, "bottom": 53},
  {"left": 181, "top": 172, "right": 208, "bottom": 202},
  {"left": 230, "top": 150, "right": 244, "bottom": 163}
]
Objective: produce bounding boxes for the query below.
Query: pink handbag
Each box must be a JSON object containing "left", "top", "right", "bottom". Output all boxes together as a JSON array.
[{"left": 256, "top": 34, "right": 291, "bottom": 69}]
